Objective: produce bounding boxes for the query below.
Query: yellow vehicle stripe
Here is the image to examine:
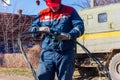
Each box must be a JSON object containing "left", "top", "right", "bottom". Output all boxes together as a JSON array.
[{"left": 77, "top": 31, "right": 120, "bottom": 40}]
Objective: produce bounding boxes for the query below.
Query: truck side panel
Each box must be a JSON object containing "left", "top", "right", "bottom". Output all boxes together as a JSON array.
[
  {"left": 77, "top": 3, "right": 120, "bottom": 54},
  {"left": 77, "top": 31, "right": 120, "bottom": 53}
]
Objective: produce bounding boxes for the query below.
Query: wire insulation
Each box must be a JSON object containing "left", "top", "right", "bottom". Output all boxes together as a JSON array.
[{"left": 18, "top": 31, "right": 111, "bottom": 80}]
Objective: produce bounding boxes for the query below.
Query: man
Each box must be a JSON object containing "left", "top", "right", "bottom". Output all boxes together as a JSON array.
[{"left": 29, "top": 0, "right": 84, "bottom": 80}]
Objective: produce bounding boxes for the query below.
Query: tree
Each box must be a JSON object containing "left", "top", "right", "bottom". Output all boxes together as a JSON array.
[
  {"left": 95, "top": 0, "right": 120, "bottom": 6},
  {"left": 72, "top": 0, "right": 120, "bottom": 9},
  {"left": 0, "top": 12, "right": 35, "bottom": 53}
]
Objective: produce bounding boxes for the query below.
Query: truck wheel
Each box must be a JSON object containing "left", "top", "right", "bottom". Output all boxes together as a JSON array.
[{"left": 109, "top": 53, "right": 120, "bottom": 80}]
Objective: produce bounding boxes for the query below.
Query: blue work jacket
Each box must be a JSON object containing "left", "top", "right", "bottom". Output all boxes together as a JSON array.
[{"left": 29, "top": 4, "right": 84, "bottom": 52}]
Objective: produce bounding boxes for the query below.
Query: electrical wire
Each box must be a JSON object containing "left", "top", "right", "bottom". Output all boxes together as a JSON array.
[
  {"left": 72, "top": 40, "right": 111, "bottom": 80},
  {"left": 18, "top": 31, "right": 111, "bottom": 80},
  {"left": 18, "top": 31, "right": 56, "bottom": 80},
  {"left": 18, "top": 33, "right": 40, "bottom": 80}
]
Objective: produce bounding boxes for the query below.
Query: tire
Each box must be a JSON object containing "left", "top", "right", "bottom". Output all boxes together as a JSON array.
[{"left": 109, "top": 53, "right": 120, "bottom": 80}]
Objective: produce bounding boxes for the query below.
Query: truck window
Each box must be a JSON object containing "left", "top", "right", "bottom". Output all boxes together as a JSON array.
[{"left": 98, "top": 13, "right": 107, "bottom": 23}]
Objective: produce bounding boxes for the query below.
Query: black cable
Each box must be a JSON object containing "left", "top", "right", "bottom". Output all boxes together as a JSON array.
[
  {"left": 18, "top": 31, "right": 111, "bottom": 80},
  {"left": 18, "top": 31, "right": 57, "bottom": 80},
  {"left": 71, "top": 40, "right": 111, "bottom": 80},
  {"left": 18, "top": 34, "right": 39, "bottom": 80}
]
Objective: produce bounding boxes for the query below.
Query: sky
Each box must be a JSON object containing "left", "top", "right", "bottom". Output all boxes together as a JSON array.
[{"left": 0, "top": 0, "right": 90, "bottom": 15}]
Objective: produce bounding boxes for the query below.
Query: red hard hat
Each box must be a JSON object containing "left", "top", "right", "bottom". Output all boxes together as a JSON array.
[{"left": 45, "top": 0, "right": 61, "bottom": 7}]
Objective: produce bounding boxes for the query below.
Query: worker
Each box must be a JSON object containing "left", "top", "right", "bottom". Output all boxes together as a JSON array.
[{"left": 29, "top": 0, "right": 84, "bottom": 80}]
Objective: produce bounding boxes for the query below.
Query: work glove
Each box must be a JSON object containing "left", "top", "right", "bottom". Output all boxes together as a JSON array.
[
  {"left": 29, "top": 27, "right": 40, "bottom": 38},
  {"left": 30, "top": 26, "right": 50, "bottom": 38},
  {"left": 38, "top": 26, "right": 50, "bottom": 39},
  {"left": 39, "top": 26, "right": 50, "bottom": 32},
  {"left": 56, "top": 33, "right": 71, "bottom": 40}
]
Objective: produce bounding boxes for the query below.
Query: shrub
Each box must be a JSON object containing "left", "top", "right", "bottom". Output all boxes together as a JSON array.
[{"left": 1, "top": 45, "right": 42, "bottom": 68}]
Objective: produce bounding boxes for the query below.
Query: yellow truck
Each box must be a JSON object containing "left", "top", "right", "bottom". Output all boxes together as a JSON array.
[{"left": 76, "top": 2, "right": 120, "bottom": 80}]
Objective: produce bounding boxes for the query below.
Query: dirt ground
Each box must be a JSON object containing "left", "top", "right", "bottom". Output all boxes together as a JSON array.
[
  {"left": 0, "top": 74, "right": 34, "bottom": 80},
  {"left": 0, "top": 70, "right": 108, "bottom": 80},
  {"left": 0, "top": 74, "right": 108, "bottom": 80}
]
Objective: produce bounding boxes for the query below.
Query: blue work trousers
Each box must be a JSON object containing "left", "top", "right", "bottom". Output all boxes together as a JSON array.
[{"left": 36, "top": 49, "right": 75, "bottom": 80}]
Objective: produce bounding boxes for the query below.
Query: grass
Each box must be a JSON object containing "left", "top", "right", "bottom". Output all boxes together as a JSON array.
[{"left": 0, "top": 68, "right": 34, "bottom": 77}]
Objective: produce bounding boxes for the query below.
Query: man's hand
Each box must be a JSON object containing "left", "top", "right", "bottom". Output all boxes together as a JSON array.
[{"left": 56, "top": 33, "right": 71, "bottom": 40}]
